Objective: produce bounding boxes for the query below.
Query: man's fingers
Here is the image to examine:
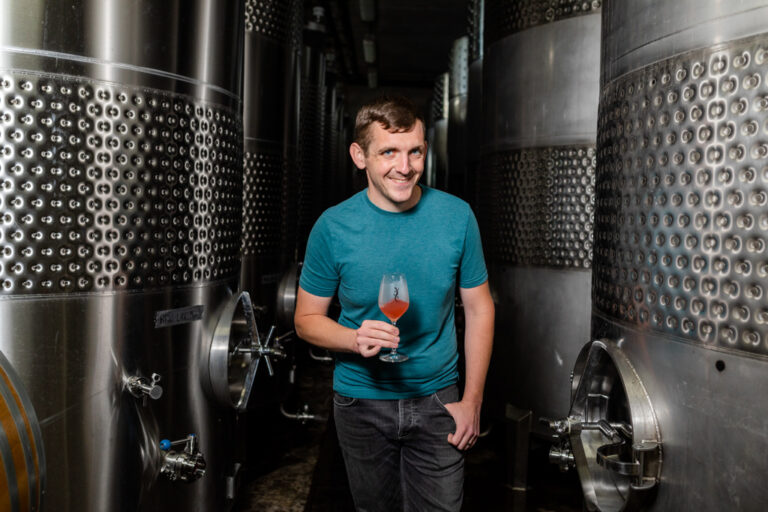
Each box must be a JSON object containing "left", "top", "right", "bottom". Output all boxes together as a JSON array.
[
  {"left": 360, "top": 320, "right": 399, "bottom": 336},
  {"left": 359, "top": 344, "right": 381, "bottom": 357},
  {"left": 447, "top": 423, "right": 478, "bottom": 450},
  {"left": 454, "top": 429, "right": 470, "bottom": 450},
  {"left": 356, "top": 335, "right": 399, "bottom": 349}
]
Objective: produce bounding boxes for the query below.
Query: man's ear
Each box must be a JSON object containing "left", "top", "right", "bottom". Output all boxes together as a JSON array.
[{"left": 349, "top": 142, "right": 367, "bottom": 170}]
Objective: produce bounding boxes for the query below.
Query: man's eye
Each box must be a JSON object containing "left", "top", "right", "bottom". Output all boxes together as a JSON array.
[
  {"left": 410, "top": 149, "right": 422, "bottom": 156},
  {"left": 383, "top": 150, "right": 393, "bottom": 156}
]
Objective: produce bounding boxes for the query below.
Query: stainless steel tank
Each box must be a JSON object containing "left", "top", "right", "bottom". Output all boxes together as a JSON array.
[
  {"left": 481, "top": 0, "right": 601, "bottom": 429},
  {"left": 295, "top": 6, "right": 328, "bottom": 260},
  {"left": 448, "top": 36, "right": 469, "bottom": 199},
  {"left": 0, "top": 1, "right": 245, "bottom": 510},
  {"left": 467, "top": 0, "right": 484, "bottom": 208},
  {"left": 241, "top": 0, "right": 301, "bottom": 317},
  {"left": 548, "top": 1, "right": 768, "bottom": 510},
  {"left": 239, "top": 0, "right": 301, "bottom": 405},
  {"left": 428, "top": 73, "right": 449, "bottom": 190}
]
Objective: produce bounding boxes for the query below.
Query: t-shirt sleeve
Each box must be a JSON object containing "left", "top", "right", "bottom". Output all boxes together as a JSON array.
[
  {"left": 299, "top": 216, "right": 339, "bottom": 297},
  {"left": 459, "top": 207, "right": 489, "bottom": 289}
]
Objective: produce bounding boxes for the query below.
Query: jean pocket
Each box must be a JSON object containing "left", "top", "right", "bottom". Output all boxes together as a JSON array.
[
  {"left": 433, "top": 385, "right": 459, "bottom": 412},
  {"left": 333, "top": 393, "right": 358, "bottom": 407}
]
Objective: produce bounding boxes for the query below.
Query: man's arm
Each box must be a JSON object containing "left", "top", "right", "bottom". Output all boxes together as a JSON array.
[
  {"left": 294, "top": 287, "right": 401, "bottom": 357},
  {"left": 444, "top": 281, "right": 495, "bottom": 450}
]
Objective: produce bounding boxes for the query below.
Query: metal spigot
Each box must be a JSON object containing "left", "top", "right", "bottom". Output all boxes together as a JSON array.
[
  {"left": 549, "top": 442, "right": 575, "bottom": 471},
  {"left": 234, "top": 325, "right": 287, "bottom": 377},
  {"left": 309, "top": 346, "right": 333, "bottom": 362},
  {"left": 126, "top": 373, "right": 163, "bottom": 403},
  {"left": 280, "top": 403, "right": 326, "bottom": 424},
  {"left": 159, "top": 434, "right": 206, "bottom": 482}
]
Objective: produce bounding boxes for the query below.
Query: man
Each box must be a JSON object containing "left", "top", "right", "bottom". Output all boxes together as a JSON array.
[{"left": 294, "top": 95, "right": 494, "bottom": 511}]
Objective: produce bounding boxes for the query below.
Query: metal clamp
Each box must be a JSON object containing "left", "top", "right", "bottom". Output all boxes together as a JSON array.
[
  {"left": 159, "top": 434, "right": 206, "bottom": 482},
  {"left": 125, "top": 373, "right": 163, "bottom": 402}
]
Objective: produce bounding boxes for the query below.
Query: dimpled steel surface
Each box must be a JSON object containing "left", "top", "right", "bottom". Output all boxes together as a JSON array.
[
  {"left": 596, "top": 32, "right": 768, "bottom": 357},
  {"left": 488, "top": 145, "right": 595, "bottom": 268},
  {"left": 295, "top": 80, "right": 325, "bottom": 257},
  {"left": 485, "top": 0, "right": 601, "bottom": 44},
  {"left": 245, "top": 0, "right": 290, "bottom": 41},
  {"left": 449, "top": 37, "right": 469, "bottom": 98},
  {"left": 431, "top": 73, "right": 449, "bottom": 123},
  {"left": 468, "top": 0, "right": 484, "bottom": 62},
  {"left": 242, "top": 146, "right": 283, "bottom": 256},
  {"left": 0, "top": 73, "right": 242, "bottom": 295}
]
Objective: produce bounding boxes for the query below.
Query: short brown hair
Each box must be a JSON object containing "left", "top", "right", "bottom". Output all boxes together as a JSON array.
[{"left": 354, "top": 95, "right": 424, "bottom": 152}]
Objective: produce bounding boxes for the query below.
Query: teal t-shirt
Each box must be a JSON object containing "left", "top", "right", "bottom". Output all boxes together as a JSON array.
[{"left": 299, "top": 186, "right": 488, "bottom": 399}]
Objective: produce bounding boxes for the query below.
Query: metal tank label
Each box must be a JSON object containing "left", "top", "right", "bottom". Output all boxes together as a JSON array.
[{"left": 154, "top": 306, "right": 205, "bottom": 328}]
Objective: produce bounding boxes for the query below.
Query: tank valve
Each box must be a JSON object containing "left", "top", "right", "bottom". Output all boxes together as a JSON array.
[
  {"left": 549, "top": 442, "right": 575, "bottom": 471},
  {"left": 235, "top": 325, "right": 287, "bottom": 377},
  {"left": 159, "top": 434, "right": 206, "bottom": 482},
  {"left": 126, "top": 373, "right": 163, "bottom": 402}
]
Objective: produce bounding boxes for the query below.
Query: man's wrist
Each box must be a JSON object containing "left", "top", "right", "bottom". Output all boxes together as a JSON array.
[
  {"left": 347, "top": 327, "right": 360, "bottom": 354},
  {"left": 461, "top": 392, "right": 483, "bottom": 406}
]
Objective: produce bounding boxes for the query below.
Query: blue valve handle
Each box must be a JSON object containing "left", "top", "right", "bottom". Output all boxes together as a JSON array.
[{"left": 160, "top": 434, "right": 197, "bottom": 451}]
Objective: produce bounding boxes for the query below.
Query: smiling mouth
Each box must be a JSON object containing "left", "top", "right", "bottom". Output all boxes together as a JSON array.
[{"left": 388, "top": 173, "right": 414, "bottom": 183}]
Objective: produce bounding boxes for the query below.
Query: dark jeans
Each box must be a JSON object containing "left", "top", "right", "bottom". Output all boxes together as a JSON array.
[{"left": 333, "top": 385, "right": 464, "bottom": 512}]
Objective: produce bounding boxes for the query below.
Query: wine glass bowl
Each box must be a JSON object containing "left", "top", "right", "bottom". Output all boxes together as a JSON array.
[{"left": 378, "top": 273, "right": 409, "bottom": 363}]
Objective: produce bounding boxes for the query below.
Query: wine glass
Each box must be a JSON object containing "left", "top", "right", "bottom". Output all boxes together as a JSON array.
[{"left": 378, "top": 273, "right": 409, "bottom": 363}]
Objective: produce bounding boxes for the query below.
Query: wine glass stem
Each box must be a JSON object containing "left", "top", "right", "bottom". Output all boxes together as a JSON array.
[{"left": 391, "top": 321, "right": 398, "bottom": 354}]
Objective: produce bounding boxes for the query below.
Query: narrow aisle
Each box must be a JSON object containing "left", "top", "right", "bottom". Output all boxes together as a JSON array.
[
  {"left": 234, "top": 357, "right": 334, "bottom": 512},
  {"left": 235, "top": 357, "right": 583, "bottom": 512}
]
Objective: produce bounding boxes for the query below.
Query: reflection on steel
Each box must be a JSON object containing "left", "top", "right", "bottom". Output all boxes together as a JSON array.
[
  {"left": 0, "top": 351, "right": 45, "bottom": 512},
  {"left": 560, "top": 1, "right": 768, "bottom": 510},
  {"left": 481, "top": 2, "right": 600, "bottom": 432},
  {"left": 0, "top": 1, "right": 245, "bottom": 510},
  {"left": 276, "top": 262, "right": 301, "bottom": 329}
]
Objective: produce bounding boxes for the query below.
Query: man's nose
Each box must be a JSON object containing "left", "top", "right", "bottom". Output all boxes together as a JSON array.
[{"left": 396, "top": 153, "right": 409, "bottom": 173}]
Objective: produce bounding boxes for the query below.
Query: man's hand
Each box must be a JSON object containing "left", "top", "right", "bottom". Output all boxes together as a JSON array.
[
  {"left": 354, "top": 320, "right": 400, "bottom": 357},
  {"left": 444, "top": 400, "right": 481, "bottom": 450}
]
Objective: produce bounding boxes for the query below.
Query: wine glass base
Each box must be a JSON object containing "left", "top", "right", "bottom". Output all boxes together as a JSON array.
[{"left": 379, "top": 351, "right": 409, "bottom": 363}]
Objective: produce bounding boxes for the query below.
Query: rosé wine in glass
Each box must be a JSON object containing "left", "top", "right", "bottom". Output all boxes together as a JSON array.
[{"left": 378, "top": 273, "right": 409, "bottom": 363}]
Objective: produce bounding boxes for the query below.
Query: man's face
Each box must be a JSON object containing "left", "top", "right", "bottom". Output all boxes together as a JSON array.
[{"left": 349, "top": 120, "right": 426, "bottom": 212}]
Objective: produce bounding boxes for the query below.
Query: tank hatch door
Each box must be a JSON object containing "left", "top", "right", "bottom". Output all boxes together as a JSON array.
[
  {"left": 204, "top": 291, "right": 286, "bottom": 411},
  {"left": 548, "top": 339, "right": 662, "bottom": 511}
]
